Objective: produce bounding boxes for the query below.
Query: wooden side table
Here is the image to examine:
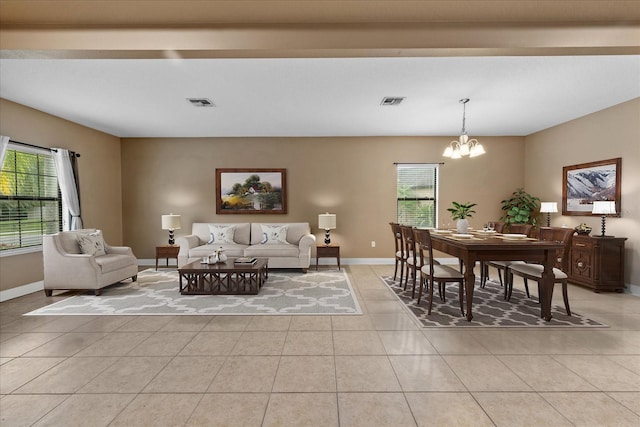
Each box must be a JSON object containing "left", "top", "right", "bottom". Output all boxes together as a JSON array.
[
  {"left": 156, "top": 245, "right": 180, "bottom": 270},
  {"left": 316, "top": 244, "right": 340, "bottom": 270}
]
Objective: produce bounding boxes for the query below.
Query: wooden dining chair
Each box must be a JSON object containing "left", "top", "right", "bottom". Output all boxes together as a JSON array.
[
  {"left": 479, "top": 221, "right": 505, "bottom": 285},
  {"left": 389, "top": 222, "right": 406, "bottom": 283},
  {"left": 507, "top": 227, "right": 574, "bottom": 315},
  {"left": 483, "top": 223, "right": 534, "bottom": 299},
  {"left": 400, "top": 225, "right": 418, "bottom": 294},
  {"left": 414, "top": 229, "right": 465, "bottom": 315},
  {"left": 401, "top": 226, "right": 441, "bottom": 298}
]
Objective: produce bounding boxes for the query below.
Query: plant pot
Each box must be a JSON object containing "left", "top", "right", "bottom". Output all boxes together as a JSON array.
[{"left": 456, "top": 219, "right": 469, "bottom": 234}]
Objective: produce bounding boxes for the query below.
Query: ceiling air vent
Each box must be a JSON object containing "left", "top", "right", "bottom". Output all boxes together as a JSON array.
[
  {"left": 187, "top": 98, "right": 215, "bottom": 107},
  {"left": 380, "top": 97, "right": 405, "bottom": 106}
]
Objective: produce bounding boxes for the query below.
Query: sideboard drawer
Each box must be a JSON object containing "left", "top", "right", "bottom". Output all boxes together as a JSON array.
[{"left": 571, "top": 238, "right": 594, "bottom": 251}]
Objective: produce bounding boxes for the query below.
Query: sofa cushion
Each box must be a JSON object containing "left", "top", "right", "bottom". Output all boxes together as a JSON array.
[
  {"left": 95, "top": 253, "right": 136, "bottom": 273},
  {"left": 207, "top": 224, "right": 236, "bottom": 244},
  {"left": 189, "top": 244, "right": 247, "bottom": 258},
  {"left": 259, "top": 224, "right": 290, "bottom": 245},
  {"left": 250, "top": 223, "right": 311, "bottom": 245},
  {"left": 77, "top": 230, "right": 107, "bottom": 256},
  {"left": 192, "top": 223, "right": 251, "bottom": 245},
  {"left": 244, "top": 244, "right": 299, "bottom": 258}
]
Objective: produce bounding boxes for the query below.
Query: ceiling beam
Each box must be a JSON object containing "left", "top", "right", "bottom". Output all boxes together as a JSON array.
[{"left": 2, "top": 23, "right": 639, "bottom": 59}]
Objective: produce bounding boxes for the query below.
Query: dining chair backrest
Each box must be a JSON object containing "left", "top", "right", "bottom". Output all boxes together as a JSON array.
[
  {"left": 492, "top": 221, "right": 506, "bottom": 233},
  {"left": 538, "top": 227, "right": 574, "bottom": 270},
  {"left": 389, "top": 222, "right": 403, "bottom": 256},
  {"left": 400, "top": 225, "right": 415, "bottom": 258},
  {"left": 413, "top": 228, "right": 435, "bottom": 276},
  {"left": 508, "top": 223, "right": 533, "bottom": 236}
]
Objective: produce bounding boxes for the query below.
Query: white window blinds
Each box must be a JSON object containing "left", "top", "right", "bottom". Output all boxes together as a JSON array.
[{"left": 396, "top": 163, "right": 438, "bottom": 227}]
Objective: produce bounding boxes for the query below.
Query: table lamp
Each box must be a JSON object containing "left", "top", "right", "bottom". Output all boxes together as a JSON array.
[
  {"left": 318, "top": 213, "right": 336, "bottom": 245},
  {"left": 591, "top": 201, "right": 615, "bottom": 237},
  {"left": 539, "top": 202, "right": 558, "bottom": 227},
  {"left": 161, "top": 213, "right": 181, "bottom": 245}
]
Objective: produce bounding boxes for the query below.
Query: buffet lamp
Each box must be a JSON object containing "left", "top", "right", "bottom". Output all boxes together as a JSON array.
[
  {"left": 539, "top": 202, "right": 558, "bottom": 227},
  {"left": 318, "top": 213, "right": 337, "bottom": 246},
  {"left": 161, "top": 213, "right": 181, "bottom": 245},
  {"left": 591, "top": 201, "right": 616, "bottom": 237}
]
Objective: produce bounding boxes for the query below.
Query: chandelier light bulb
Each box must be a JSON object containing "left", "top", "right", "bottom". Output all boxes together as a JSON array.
[
  {"left": 459, "top": 142, "right": 470, "bottom": 156},
  {"left": 469, "top": 142, "right": 485, "bottom": 157}
]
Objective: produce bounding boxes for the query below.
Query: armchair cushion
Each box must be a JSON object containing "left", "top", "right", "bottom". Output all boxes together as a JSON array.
[
  {"left": 58, "top": 230, "right": 83, "bottom": 254},
  {"left": 77, "top": 230, "right": 107, "bottom": 256},
  {"left": 95, "top": 253, "right": 137, "bottom": 273}
]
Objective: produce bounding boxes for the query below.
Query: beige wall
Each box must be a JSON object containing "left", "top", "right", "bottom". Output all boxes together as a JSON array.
[
  {"left": 525, "top": 98, "right": 640, "bottom": 287},
  {"left": 0, "top": 99, "right": 123, "bottom": 291},
  {"left": 121, "top": 136, "right": 525, "bottom": 260}
]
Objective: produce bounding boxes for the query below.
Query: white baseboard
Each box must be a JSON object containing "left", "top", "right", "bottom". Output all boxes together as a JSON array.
[
  {"left": 0, "top": 281, "right": 44, "bottom": 302},
  {"left": 138, "top": 257, "right": 459, "bottom": 267}
]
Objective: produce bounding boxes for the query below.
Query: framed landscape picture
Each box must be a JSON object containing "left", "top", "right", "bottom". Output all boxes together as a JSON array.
[
  {"left": 216, "top": 168, "right": 287, "bottom": 214},
  {"left": 562, "top": 158, "right": 621, "bottom": 216}
]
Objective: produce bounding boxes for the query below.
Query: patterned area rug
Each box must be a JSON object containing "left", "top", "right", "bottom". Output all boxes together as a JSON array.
[
  {"left": 26, "top": 269, "right": 361, "bottom": 316},
  {"left": 381, "top": 276, "right": 606, "bottom": 327}
]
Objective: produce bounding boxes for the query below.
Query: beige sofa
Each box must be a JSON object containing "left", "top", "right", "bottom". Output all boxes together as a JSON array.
[
  {"left": 177, "top": 222, "right": 315, "bottom": 272},
  {"left": 43, "top": 229, "right": 138, "bottom": 296}
]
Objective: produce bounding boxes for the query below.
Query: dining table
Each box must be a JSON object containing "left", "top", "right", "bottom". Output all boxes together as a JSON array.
[{"left": 428, "top": 230, "right": 564, "bottom": 322}]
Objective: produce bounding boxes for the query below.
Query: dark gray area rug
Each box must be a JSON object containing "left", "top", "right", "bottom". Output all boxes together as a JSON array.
[
  {"left": 26, "top": 269, "right": 361, "bottom": 316},
  {"left": 381, "top": 276, "right": 606, "bottom": 327}
]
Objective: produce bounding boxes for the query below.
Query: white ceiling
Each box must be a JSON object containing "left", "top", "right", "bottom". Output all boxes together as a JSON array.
[{"left": 1, "top": 55, "right": 639, "bottom": 138}]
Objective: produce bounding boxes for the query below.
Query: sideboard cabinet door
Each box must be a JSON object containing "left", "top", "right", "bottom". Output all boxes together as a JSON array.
[{"left": 568, "top": 234, "right": 626, "bottom": 292}]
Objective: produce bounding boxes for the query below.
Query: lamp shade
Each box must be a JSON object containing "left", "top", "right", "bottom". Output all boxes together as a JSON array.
[
  {"left": 592, "top": 201, "right": 616, "bottom": 215},
  {"left": 318, "top": 213, "right": 336, "bottom": 230},
  {"left": 540, "top": 202, "right": 558, "bottom": 213},
  {"left": 161, "top": 214, "right": 181, "bottom": 230}
]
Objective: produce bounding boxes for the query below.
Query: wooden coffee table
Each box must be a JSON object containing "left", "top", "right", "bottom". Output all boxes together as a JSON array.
[{"left": 178, "top": 258, "right": 268, "bottom": 295}]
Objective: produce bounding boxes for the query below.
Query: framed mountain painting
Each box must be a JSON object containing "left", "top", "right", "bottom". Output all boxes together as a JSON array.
[{"left": 562, "top": 158, "right": 621, "bottom": 216}]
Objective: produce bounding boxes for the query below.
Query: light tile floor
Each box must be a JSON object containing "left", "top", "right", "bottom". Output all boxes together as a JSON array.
[{"left": 1, "top": 264, "right": 639, "bottom": 426}]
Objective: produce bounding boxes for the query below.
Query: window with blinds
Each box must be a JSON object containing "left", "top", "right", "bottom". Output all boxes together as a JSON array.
[
  {"left": 396, "top": 163, "right": 438, "bottom": 227},
  {"left": 0, "top": 147, "right": 62, "bottom": 252}
]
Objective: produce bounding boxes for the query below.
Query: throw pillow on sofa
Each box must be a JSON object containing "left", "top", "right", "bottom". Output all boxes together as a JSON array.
[
  {"left": 207, "top": 224, "right": 236, "bottom": 244},
  {"left": 77, "top": 230, "right": 107, "bottom": 256},
  {"left": 260, "top": 224, "right": 290, "bottom": 245}
]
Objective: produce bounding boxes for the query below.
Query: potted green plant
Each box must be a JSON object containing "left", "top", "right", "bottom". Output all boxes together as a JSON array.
[
  {"left": 500, "top": 188, "right": 540, "bottom": 226},
  {"left": 447, "top": 201, "right": 477, "bottom": 233}
]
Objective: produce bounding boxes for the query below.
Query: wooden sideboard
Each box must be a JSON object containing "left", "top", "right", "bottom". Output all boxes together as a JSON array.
[{"left": 568, "top": 234, "right": 627, "bottom": 292}]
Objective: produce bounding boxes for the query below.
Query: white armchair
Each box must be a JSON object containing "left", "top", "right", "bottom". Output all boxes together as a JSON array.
[{"left": 43, "top": 229, "right": 138, "bottom": 296}]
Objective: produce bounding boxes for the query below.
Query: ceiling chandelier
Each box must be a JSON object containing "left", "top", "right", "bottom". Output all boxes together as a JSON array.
[{"left": 442, "top": 98, "right": 486, "bottom": 159}]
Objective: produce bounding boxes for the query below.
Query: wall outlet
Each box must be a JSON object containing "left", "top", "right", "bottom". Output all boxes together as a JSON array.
[{"left": 371, "top": 241, "right": 376, "bottom": 247}]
